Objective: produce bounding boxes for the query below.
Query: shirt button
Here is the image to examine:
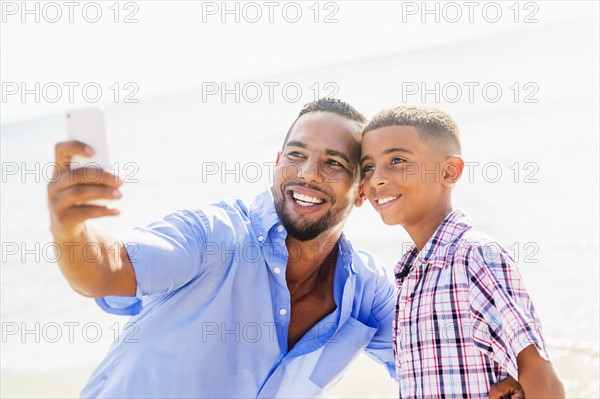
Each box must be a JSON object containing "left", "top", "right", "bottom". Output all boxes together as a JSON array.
[
  {"left": 258, "top": 235, "right": 264, "bottom": 242},
  {"left": 279, "top": 308, "right": 287, "bottom": 316},
  {"left": 274, "top": 267, "right": 281, "bottom": 274},
  {"left": 277, "top": 225, "right": 284, "bottom": 233}
]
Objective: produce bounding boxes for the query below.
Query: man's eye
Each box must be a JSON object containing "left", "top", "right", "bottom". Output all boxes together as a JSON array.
[
  {"left": 391, "top": 157, "right": 406, "bottom": 165},
  {"left": 326, "top": 159, "right": 343, "bottom": 168},
  {"left": 287, "top": 151, "right": 304, "bottom": 158}
]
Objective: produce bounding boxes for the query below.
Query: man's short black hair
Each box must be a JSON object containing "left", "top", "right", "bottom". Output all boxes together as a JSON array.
[{"left": 281, "top": 98, "right": 367, "bottom": 150}]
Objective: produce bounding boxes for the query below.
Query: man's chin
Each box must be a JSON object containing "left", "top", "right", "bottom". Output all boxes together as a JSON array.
[
  {"left": 281, "top": 217, "right": 328, "bottom": 241},
  {"left": 286, "top": 229, "right": 321, "bottom": 242},
  {"left": 278, "top": 209, "right": 331, "bottom": 241},
  {"left": 275, "top": 195, "right": 351, "bottom": 242}
]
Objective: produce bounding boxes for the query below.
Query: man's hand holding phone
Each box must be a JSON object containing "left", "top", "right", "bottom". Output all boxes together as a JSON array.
[
  {"left": 48, "top": 107, "right": 122, "bottom": 242},
  {"left": 48, "top": 140, "right": 123, "bottom": 242},
  {"left": 47, "top": 124, "right": 136, "bottom": 298}
]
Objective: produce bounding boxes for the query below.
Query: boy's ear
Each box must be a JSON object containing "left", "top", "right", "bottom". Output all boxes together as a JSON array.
[
  {"left": 442, "top": 155, "right": 464, "bottom": 187},
  {"left": 354, "top": 184, "right": 366, "bottom": 207}
]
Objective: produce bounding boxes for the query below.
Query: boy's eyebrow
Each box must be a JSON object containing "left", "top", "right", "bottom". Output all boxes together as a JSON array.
[
  {"left": 287, "top": 140, "right": 352, "bottom": 164},
  {"left": 360, "top": 147, "right": 413, "bottom": 163}
]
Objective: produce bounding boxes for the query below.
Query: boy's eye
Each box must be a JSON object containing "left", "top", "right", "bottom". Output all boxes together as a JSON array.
[
  {"left": 391, "top": 157, "right": 406, "bottom": 165},
  {"left": 362, "top": 164, "right": 374, "bottom": 174}
]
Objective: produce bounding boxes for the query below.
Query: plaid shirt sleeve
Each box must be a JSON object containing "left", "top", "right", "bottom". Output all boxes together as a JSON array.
[{"left": 465, "top": 242, "right": 550, "bottom": 379}]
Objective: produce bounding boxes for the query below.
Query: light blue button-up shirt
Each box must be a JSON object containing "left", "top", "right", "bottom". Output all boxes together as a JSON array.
[{"left": 81, "top": 188, "right": 396, "bottom": 398}]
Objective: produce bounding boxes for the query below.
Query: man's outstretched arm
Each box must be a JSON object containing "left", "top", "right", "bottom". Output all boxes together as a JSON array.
[
  {"left": 48, "top": 140, "right": 135, "bottom": 298},
  {"left": 489, "top": 376, "right": 524, "bottom": 399}
]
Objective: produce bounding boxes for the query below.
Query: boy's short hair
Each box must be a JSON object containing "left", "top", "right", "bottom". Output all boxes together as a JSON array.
[
  {"left": 363, "top": 106, "right": 462, "bottom": 155},
  {"left": 282, "top": 98, "right": 366, "bottom": 150}
]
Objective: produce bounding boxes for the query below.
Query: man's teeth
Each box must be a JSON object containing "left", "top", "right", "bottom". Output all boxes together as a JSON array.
[
  {"left": 292, "top": 192, "right": 324, "bottom": 206},
  {"left": 377, "top": 196, "right": 398, "bottom": 205}
]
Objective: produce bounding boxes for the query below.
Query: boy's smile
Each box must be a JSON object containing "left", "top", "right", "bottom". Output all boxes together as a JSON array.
[{"left": 374, "top": 195, "right": 400, "bottom": 210}]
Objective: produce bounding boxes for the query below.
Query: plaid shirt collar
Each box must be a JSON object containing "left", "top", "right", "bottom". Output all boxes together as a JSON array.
[{"left": 394, "top": 209, "right": 473, "bottom": 285}]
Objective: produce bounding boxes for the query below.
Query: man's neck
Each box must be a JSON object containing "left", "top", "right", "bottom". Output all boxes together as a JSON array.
[{"left": 284, "top": 229, "right": 341, "bottom": 292}]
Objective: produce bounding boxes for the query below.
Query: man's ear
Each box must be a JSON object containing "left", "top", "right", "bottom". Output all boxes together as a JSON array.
[
  {"left": 275, "top": 151, "right": 281, "bottom": 166},
  {"left": 442, "top": 155, "right": 464, "bottom": 187},
  {"left": 354, "top": 184, "right": 366, "bottom": 207}
]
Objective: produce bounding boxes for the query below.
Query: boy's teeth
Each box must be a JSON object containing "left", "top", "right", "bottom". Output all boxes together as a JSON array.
[
  {"left": 377, "top": 196, "right": 398, "bottom": 205},
  {"left": 292, "top": 192, "right": 324, "bottom": 205}
]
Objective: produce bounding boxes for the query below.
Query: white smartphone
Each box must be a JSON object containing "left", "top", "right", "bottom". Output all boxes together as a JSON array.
[{"left": 65, "top": 107, "right": 110, "bottom": 206}]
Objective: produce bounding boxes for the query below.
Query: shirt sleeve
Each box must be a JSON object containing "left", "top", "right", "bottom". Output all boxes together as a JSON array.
[
  {"left": 96, "top": 209, "right": 210, "bottom": 315},
  {"left": 466, "top": 243, "right": 550, "bottom": 379},
  {"left": 360, "top": 252, "right": 397, "bottom": 379}
]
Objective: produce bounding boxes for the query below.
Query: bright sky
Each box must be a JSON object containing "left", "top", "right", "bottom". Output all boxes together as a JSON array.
[{"left": 1, "top": 0, "right": 596, "bottom": 124}]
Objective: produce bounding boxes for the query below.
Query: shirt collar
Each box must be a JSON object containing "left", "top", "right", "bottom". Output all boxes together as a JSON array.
[
  {"left": 395, "top": 209, "right": 472, "bottom": 281},
  {"left": 419, "top": 209, "right": 472, "bottom": 266},
  {"left": 249, "top": 187, "right": 356, "bottom": 274},
  {"left": 337, "top": 232, "right": 357, "bottom": 274},
  {"left": 249, "top": 187, "right": 281, "bottom": 244}
]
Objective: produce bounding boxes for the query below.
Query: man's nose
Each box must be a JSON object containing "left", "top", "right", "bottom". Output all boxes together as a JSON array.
[{"left": 298, "top": 156, "right": 324, "bottom": 184}]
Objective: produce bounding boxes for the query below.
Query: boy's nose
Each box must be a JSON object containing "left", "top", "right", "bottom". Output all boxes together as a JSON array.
[{"left": 369, "top": 169, "right": 389, "bottom": 187}]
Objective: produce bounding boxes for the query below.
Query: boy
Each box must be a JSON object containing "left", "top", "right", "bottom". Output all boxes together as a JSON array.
[{"left": 360, "top": 106, "right": 564, "bottom": 398}]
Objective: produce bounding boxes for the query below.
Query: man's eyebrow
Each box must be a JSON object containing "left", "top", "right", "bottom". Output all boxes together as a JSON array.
[
  {"left": 325, "top": 149, "right": 351, "bottom": 164},
  {"left": 360, "top": 147, "right": 413, "bottom": 163},
  {"left": 285, "top": 141, "right": 307, "bottom": 149},
  {"left": 286, "top": 141, "right": 353, "bottom": 164}
]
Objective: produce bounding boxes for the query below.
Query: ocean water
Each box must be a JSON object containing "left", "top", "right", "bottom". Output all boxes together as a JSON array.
[{"left": 1, "top": 21, "right": 599, "bottom": 396}]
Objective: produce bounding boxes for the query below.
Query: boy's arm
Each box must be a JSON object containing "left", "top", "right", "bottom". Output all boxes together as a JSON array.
[
  {"left": 465, "top": 242, "right": 560, "bottom": 386},
  {"left": 517, "top": 344, "right": 565, "bottom": 398}
]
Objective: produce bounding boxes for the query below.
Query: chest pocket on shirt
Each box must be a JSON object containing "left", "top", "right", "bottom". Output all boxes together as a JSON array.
[{"left": 309, "top": 316, "right": 378, "bottom": 388}]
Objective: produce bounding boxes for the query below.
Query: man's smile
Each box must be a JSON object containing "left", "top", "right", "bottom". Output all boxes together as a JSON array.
[
  {"left": 292, "top": 191, "right": 325, "bottom": 206},
  {"left": 285, "top": 184, "right": 331, "bottom": 213}
]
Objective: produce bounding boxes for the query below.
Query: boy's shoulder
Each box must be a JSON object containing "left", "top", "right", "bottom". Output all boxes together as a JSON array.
[
  {"left": 403, "top": 210, "right": 519, "bottom": 280},
  {"left": 448, "top": 223, "right": 519, "bottom": 278},
  {"left": 423, "top": 210, "right": 512, "bottom": 265},
  {"left": 455, "top": 224, "right": 507, "bottom": 255},
  {"left": 425, "top": 210, "right": 503, "bottom": 257}
]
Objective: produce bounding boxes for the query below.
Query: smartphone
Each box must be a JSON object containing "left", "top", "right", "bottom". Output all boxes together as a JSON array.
[{"left": 65, "top": 107, "right": 110, "bottom": 206}]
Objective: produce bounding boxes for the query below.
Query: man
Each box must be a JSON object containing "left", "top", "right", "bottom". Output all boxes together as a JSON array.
[{"left": 48, "top": 98, "right": 522, "bottom": 397}]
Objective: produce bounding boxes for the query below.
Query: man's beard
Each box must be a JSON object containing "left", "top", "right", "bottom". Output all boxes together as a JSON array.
[{"left": 274, "top": 184, "right": 352, "bottom": 241}]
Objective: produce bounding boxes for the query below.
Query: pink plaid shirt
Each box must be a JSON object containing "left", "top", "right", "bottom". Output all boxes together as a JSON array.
[{"left": 393, "top": 210, "right": 549, "bottom": 398}]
